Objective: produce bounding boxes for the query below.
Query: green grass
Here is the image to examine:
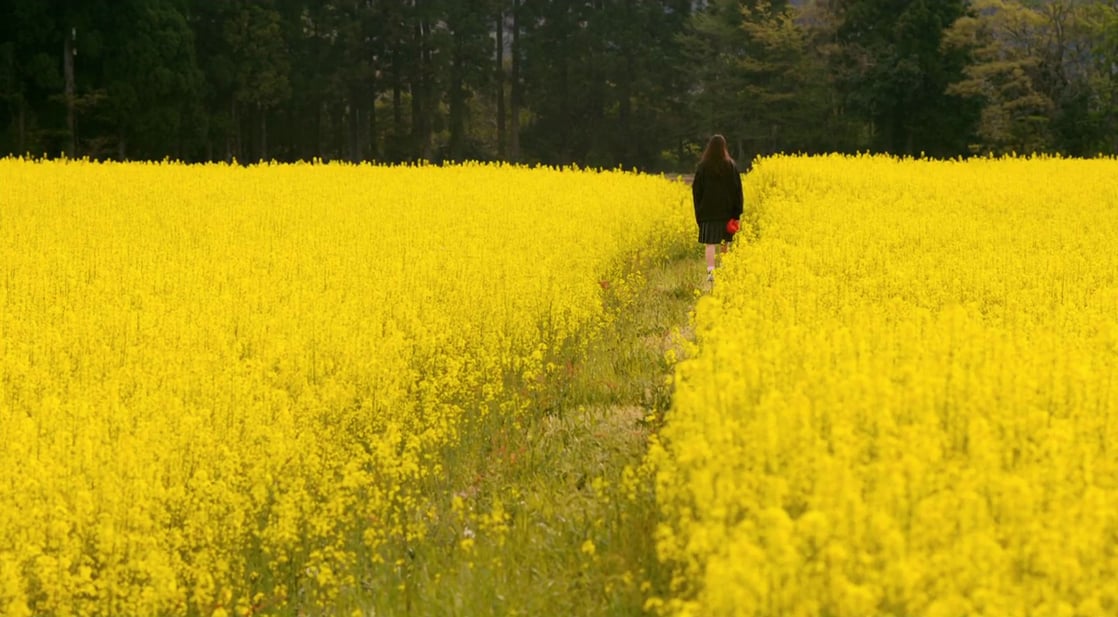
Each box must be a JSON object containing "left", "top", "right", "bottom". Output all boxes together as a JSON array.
[{"left": 348, "top": 247, "right": 706, "bottom": 617}]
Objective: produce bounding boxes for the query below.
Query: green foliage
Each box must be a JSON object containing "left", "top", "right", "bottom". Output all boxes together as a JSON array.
[
  {"left": 517, "top": 0, "right": 692, "bottom": 169},
  {"left": 1085, "top": 1, "right": 1118, "bottom": 152},
  {"left": 832, "top": 0, "right": 974, "bottom": 155},
  {"left": 2, "top": 0, "right": 1118, "bottom": 163},
  {"left": 944, "top": 0, "right": 1056, "bottom": 153},
  {"left": 680, "top": 0, "right": 751, "bottom": 145},
  {"left": 945, "top": 0, "right": 1107, "bottom": 156},
  {"left": 100, "top": 0, "right": 206, "bottom": 158}
]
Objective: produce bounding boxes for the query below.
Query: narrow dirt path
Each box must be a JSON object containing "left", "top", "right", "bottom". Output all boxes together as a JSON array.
[
  {"left": 405, "top": 249, "right": 705, "bottom": 616},
  {"left": 498, "top": 251, "right": 704, "bottom": 615}
]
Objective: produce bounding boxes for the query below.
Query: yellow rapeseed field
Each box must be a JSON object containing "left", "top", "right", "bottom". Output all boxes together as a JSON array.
[
  {"left": 650, "top": 154, "right": 1118, "bottom": 617},
  {"left": 0, "top": 159, "right": 690, "bottom": 617}
]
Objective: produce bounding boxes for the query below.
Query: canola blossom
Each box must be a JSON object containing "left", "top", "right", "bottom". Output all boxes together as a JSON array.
[
  {"left": 0, "top": 159, "right": 690, "bottom": 617},
  {"left": 651, "top": 154, "right": 1118, "bottom": 617}
]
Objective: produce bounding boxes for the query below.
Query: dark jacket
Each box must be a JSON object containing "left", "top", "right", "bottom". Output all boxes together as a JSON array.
[{"left": 692, "top": 160, "right": 744, "bottom": 223}]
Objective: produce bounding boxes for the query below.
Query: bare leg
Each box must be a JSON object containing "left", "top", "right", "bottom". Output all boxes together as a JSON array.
[{"left": 705, "top": 244, "right": 717, "bottom": 270}]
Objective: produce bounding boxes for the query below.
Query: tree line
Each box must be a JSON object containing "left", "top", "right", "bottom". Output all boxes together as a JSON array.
[{"left": 3, "top": 0, "right": 1118, "bottom": 170}]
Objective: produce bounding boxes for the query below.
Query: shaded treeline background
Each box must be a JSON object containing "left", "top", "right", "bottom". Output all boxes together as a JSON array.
[{"left": 3, "top": 0, "right": 1118, "bottom": 169}]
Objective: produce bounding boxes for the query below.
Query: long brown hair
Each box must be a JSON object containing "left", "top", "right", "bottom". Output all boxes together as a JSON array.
[{"left": 698, "top": 134, "right": 735, "bottom": 172}]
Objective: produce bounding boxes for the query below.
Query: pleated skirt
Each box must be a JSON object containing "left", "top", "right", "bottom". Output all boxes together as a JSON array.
[{"left": 698, "top": 220, "right": 733, "bottom": 244}]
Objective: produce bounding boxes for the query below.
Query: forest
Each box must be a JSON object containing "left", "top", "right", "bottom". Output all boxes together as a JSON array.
[{"left": 3, "top": 0, "right": 1118, "bottom": 169}]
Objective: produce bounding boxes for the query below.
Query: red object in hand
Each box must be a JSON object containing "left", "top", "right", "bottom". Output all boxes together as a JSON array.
[{"left": 726, "top": 218, "right": 740, "bottom": 234}]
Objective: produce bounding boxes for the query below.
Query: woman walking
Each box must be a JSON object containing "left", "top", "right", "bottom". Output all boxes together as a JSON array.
[{"left": 691, "top": 134, "right": 744, "bottom": 281}]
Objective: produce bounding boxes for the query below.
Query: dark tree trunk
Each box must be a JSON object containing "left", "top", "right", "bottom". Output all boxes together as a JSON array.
[
  {"left": 260, "top": 106, "right": 268, "bottom": 161},
  {"left": 408, "top": 9, "right": 430, "bottom": 160},
  {"left": 448, "top": 28, "right": 466, "bottom": 161},
  {"left": 496, "top": 8, "right": 506, "bottom": 159},
  {"left": 618, "top": 0, "right": 633, "bottom": 164},
  {"left": 392, "top": 38, "right": 404, "bottom": 160},
  {"left": 349, "top": 100, "right": 360, "bottom": 162},
  {"left": 509, "top": 0, "right": 521, "bottom": 160},
  {"left": 558, "top": 4, "right": 569, "bottom": 160},
  {"left": 63, "top": 27, "right": 76, "bottom": 157},
  {"left": 410, "top": 71, "right": 422, "bottom": 159},
  {"left": 228, "top": 99, "right": 238, "bottom": 161},
  {"left": 17, "top": 100, "right": 26, "bottom": 153},
  {"left": 392, "top": 81, "right": 403, "bottom": 157},
  {"left": 410, "top": 8, "right": 433, "bottom": 160},
  {"left": 314, "top": 98, "right": 324, "bottom": 159},
  {"left": 368, "top": 80, "right": 378, "bottom": 159}
]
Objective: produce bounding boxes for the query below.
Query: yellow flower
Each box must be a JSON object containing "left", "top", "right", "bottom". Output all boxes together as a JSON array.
[
  {"left": 652, "top": 154, "right": 1118, "bottom": 616},
  {"left": 0, "top": 158, "right": 691, "bottom": 616}
]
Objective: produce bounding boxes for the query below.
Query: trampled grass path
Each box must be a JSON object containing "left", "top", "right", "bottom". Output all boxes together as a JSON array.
[{"left": 391, "top": 248, "right": 706, "bottom": 616}]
